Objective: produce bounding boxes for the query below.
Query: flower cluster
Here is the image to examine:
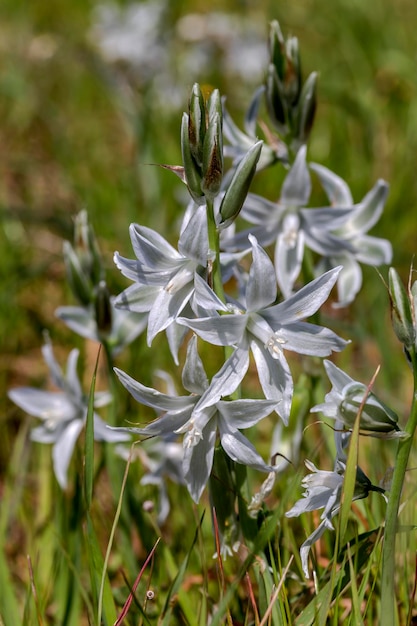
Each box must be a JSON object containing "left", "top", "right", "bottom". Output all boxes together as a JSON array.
[{"left": 7, "top": 20, "right": 398, "bottom": 580}]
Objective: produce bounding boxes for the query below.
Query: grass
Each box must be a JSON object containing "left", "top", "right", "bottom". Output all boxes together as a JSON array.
[{"left": 1, "top": 0, "right": 417, "bottom": 624}]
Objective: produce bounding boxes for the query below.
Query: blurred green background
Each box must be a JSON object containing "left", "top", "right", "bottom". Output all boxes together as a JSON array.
[{"left": 1, "top": 0, "right": 416, "bottom": 416}]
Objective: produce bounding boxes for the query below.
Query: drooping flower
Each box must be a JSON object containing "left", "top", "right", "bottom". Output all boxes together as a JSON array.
[
  {"left": 311, "top": 359, "right": 406, "bottom": 439},
  {"left": 113, "top": 335, "right": 278, "bottom": 503},
  {"left": 177, "top": 235, "right": 348, "bottom": 424},
  {"left": 286, "top": 431, "right": 384, "bottom": 578},
  {"left": 8, "top": 340, "right": 129, "bottom": 489}
]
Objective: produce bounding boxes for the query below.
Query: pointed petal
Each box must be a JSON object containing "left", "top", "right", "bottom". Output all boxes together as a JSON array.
[
  {"left": 65, "top": 348, "right": 82, "bottom": 400},
  {"left": 275, "top": 222, "right": 304, "bottom": 298},
  {"left": 52, "top": 419, "right": 84, "bottom": 489},
  {"left": 177, "top": 313, "right": 248, "bottom": 346},
  {"left": 281, "top": 145, "right": 311, "bottom": 206},
  {"left": 310, "top": 162, "right": 353, "bottom": 206},
  {"left": 147, "top": 283, "right": 194, "bottom": 343},
  {"left": 263, "top": 267, "right": 341, "bottom": 324},
  {"left": 183, "top": 422, "right": 216, "bottom": 502},
  {"left": 192, "top": 273, "right": 228, "bottom": 315},
  {"left": 246, "top": 235, "right": 277, "bottom": 311},
  {"left": 280, "top": 322, "right": 348, "bottom": 355},
  {"left": 342, "top": 180, "right": 389, "bottom": 235},
  {"left": 129, "top": 223, "right": 180, "bottom": 267},
  {"left": 331, "top": 255, "right": 363, "bottom": 308},
  {"left": 182, "top": 335, "right": 209, "bottom": 394},
  {"left": 41, "top": 342, "right": 66, "bottom": 390},
  {"left": 166, "top": 320, "right": 189, "bottom": 365},
  {"left": 240, "top": 193, "right": 280, "bottom": 226},
  {"left": 93, "top": 415, "right": 131, "bottom": 442},
  {"left": 114, "top": 367, "right": 195, "bottom": 413},
  {"left": 250, "top": 339, "right": 293, "bottom": 424},
  {"left": 115, "top": 282, "right": 161, "bottom": 313},
  {"left": 8, "top": 388, "right": 76, "bottom": 421},
  {"left": 217, "top": 398, "right": 278, "bottom": 429},
  {"left": 322, "top": 359, "right": 354, "bottom": 390},
  {"left": 177, "top": 205, "right": 208, "bottom": 265},
  {"left": 195, "top": 346, "right": 250, "bottom": 411},
  {"left": 354, "top": 235, "right": 392, "bottom": 266},
  {"left": 219, "top": 423, "right": 274, "bottom": 472},
  {"left": 56, "top": 306, "right": 97, "bottom": 342}
]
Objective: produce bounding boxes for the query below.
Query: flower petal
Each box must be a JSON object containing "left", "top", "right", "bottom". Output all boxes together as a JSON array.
[
  {"left": 262, "top": 266, "right": 341, "bottom": 324},
  {"left": 183, "top": 421, "right": 217, "bottom": 502},
  {"left": 246, "top": 235, "right": 277, "bottom": 311},
  {"left": 181, "top": 335, "right": 209, "bottom": 394},
  {"left": 52, "top": 419, "right": 84, "bottom": 489},
  {"left": 281, "top": 145, "right": 311, "bottom": 207},
  {"left": 250, "top": 339, "right": 293, "bottom": 424}
]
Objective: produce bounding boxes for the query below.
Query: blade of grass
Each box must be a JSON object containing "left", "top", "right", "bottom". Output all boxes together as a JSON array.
[{"left": 114, "top": 537, "right": 161, "bottom": 626}]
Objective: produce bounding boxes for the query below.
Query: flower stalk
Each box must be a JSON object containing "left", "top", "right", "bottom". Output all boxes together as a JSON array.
[{"left": 380, "top": 345, "right": 417, "bottom": 624}]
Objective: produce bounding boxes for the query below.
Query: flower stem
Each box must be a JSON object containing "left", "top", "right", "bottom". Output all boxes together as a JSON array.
[
  {"left": 380, "top": 348, "right": 417, "bottom": 625},
  {"left": 206, "top": 198, "right": 226, "bottom": 303}
]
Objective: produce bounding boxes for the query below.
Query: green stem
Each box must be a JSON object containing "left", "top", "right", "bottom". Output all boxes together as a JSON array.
[
  {"left": 206, "top": 198, "right": 226, "bottom": 303},
  {"left": 380, "top": 348, "right": 417, "bottom": 625}
]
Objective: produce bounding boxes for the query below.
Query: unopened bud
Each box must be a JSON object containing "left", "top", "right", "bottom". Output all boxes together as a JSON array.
[
  {"left": 201, "top": 111, "right": 223, "bottom": 200},
  {"left": 219, "top": 141, "right": 263, "bottom": 229},
  {"left": 296, "top": 71, "right": 318, "bottom": 144},
  {"left": 94, "top": 280, "right": 112, "bottom": 337},
  {"left": 63, "top": 240, "right": 92, "bottom": 306},
  {"left": 188, "top": 83, "right": 206, "bottom": 168},
  {"left": 388, "top": 267, "right": 415, "bottom": 349},
  {"left": 340, "top": 382, "right": 401, "bottom": 437},
  {"left": 181, "top": 112, "right": 205, "bottom": 205}
]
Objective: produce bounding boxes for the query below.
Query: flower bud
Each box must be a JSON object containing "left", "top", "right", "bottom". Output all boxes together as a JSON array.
[
  {"left": 265, "top": 63, "right": 288, "bottom": 133},
  {"left": 388, "top": 267, "right": 415, "bottom": 349},
  {"left": 63, "top": 240, "right": 92, "bottom": 306},
  {"left": 269, "top": 20, "right": 285, "bottom": 79},
  {"left": 340, "top": 382, "right": 403, "bottom": 437},
  {"left": 218, "top": 140, "right": 263, "bottom": 229},
  {"left": 181, "top": 112, "right": 205, "bottom": 205},
  {"left": 188, "top": 83, "right": 206, "bottom": 168},
  {"left": 296, "top": 71, "right": 318, "bottom": 145},
  {"left": 73, "top": 210, "right": 103, "bottom": 287},
  {"left": 94, "top": 280, "right": 112, "bottom": 337},
  {"left": 284, "top": 36, "right": 302, "bottom": 105},
  {"left": 201, "top": 111, "right": 223, "bottom": 200}
]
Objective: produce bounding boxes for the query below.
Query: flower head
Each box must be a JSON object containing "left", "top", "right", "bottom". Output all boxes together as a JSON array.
[
  {"left": 178, "top": 235, "right": 347, "bottom": 424},
  {"left": 311, "top": 360, "right": 405, "bottom": 439},
  {"left": 8, "top": 340, "right": 129, "bottom": 489},
  {"left": 113, "top": 335, "right": 278, "bottom": 502}
]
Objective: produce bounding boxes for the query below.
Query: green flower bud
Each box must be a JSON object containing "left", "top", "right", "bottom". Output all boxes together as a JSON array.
[
  {"left": 188, "top": 83, "right": 206, "bottom": 168},
  {"left": 388, "top": 267, "right": 415, "bottom": 349},
  {"left": 269, "top": 20, "right": 285, "bottom": 80},
  {"left": 295, "top": 71, "right": 318, "bottom": 145},
  {"left": 207, "top": 88, "right": 223, "bottom": 126},
  {"left": 218, "top": 140, "right": 263, "bottom": 229},
  {"left": 201, "top": 111, "right": 223, "bottom": 200},
  {"left": 73, "top": 210, "right": 103, "bottom": 287},
  {"left": 63, "top": 240, "right": 93, "bottom": 306},
  {"left": 181, "top": 112, "right": 205, "bottom": 205},
  {"left": 265, "top": 63, "right": 288, "bottom": 133},
  {"left": 94, "top": 280, "right": 113, "bottom": 337},
  {"left": 340, "top": 382, "right": 403, "bottom": 437},
  {"left": 284, "top": 36, "right": 302, "bottom": 105}
]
